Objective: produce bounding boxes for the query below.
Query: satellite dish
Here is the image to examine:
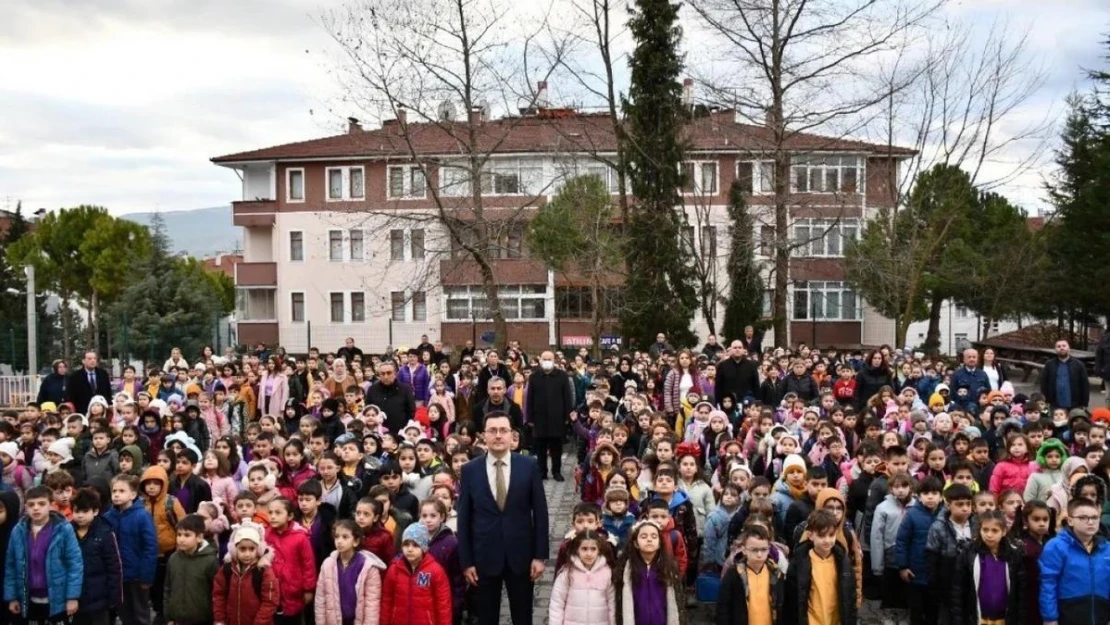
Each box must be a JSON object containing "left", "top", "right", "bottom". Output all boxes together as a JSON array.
[{"left": 437, "top": 101, "right": 456, "bottom": 121}]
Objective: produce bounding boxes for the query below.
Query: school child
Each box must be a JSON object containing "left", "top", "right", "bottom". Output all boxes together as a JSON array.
[
  {"left": 0, "top": 442, "right": 33, "bottom": 502},
  {"left": 234, "top": 491, "right": 272, "bottom": 528},
  {"left": 1016, "top": 501, "right": 1053, "bottom": 625},
  {"left": 1025, "top": 438, "right": 1068, "bottom": 502},
  {"left": 894, "top": 476, "right": 944, "bottom": 625},
  {"left": 676, "top": 449, "right": 715, "bottom": 536},
  {"left": 602, "top": 488, "right": 636, "bottom": 550},
  {"left": 246, "top": 462, "right": 281, "bottom": 511},
  {"left": 2, "top": 485, "right": 83, "bottom": 625},
  {"left": 295, "top": 480, "right": 336, "bottom": 570},
  {"left": 556, "top": 503, "right": 609, "bottom": 570},
  {"left": 968, "top": 439, "right": 996, "bottom": 493},
  {"left": 83, "top": 428, "right": 120, "bottom": 485},
  {"left": 998, "top": 489, "right": 1024, "bottom": 531},
  {"left": 922, "top": 483, "right": 975, "bottom": 625},
  {"left": 716, "top": 525, "right": 784, "bottom": 625},
  {"left": 104, "top": 474, "right": 159, "bottom": 625},
  {"left": 702, "top": 484, "right": 742, "bottom": 570},
  {"left": 770, "top": 454, "right": 809, "bottom": 532},
  {"left": 615, "top": 520, "right": 683, "bottom": 625},
  {"left": 643, "top": 499, "right": 689, "bottom": 578},
  {"left": 352, "top": 497, "right": 397, "bottom": 563},
  {"left": 950, "top": 510, "right": 1024, "bottom": 625},
  {"left": 139, "top": 464, "right": 186, "bottom": 621},
  {"left": 266, "top": 498, "right": 318, "bottom": 625},
  {"left": 173, "top": 449, "right": 215, "bottom": 514},
  {"left": 314, "top": 520, "right": 388, "bottom": 625},
  {"left": 582, "top": 443, "right": 620, "bottom": 504},
  {"left": 783, "top": 467, "right": 828, "bottom": 550},
  {"left": 119, "top": 445, "right": 145, "bottom": 477},
  {"left": 277, "top": 440, "right": 318, "bottom": 502},
  {"left": 420, "top": 498, "right": 466, "bottom": 621},
  {"left": 164, "top": 514, "right": 219, "bottom": 625},
  {"left": 783, "top": 510, "right": 857, "bottom": 625},
  {"left": 202, "top": 449, "right": 241, "bottom": 517},
  {"left": 549, "top": 529, "right": 616, "bottom": 625},
  {"left": 71, "top": 488, "right": 122, "bottom": 625},
  {"left": 212, "top": 524, "right": 280, "bottom": 625},
  {"left": 989, "top": 434, "right": 1037, "bottom": 495},
  {"left": 1038, "top": 497, "right": 1110, "bottom": 625},
  {"left": 312, "top": 452, "right": 358, "bottom": 520},
  {"left": 44, "top": 470, "right": 75, "bottom": 520},
  {"left": 381, "top": 524, "right": 452, "bottom": 625}
]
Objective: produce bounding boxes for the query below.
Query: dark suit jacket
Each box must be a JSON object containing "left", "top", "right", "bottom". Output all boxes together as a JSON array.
[
  {"left": 457, "top": 453, "right": 549, "bottom": 577},
  {"left": 65, "top": 367, "right": 112, "bottom": 414}
]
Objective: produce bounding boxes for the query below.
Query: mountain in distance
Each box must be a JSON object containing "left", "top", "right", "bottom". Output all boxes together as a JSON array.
[{"left": 124, "top": 206, "right": 240, "bottom": 258}]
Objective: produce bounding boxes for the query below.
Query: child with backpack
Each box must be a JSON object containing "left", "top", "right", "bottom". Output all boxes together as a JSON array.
[
  {"left": 164, "top": 514, "right": 220, "bottom": 625},
  {"left": 213, "top": 524, "right": 280, "bottom": 625},
  {"left": 139, "top": 466, "right": 186, "bottom": 624},
  {"left": 105, "top": 474, "right": 158, "bottom": 625},
  {"left": 314, "top": 519, "right": 387, "bottom": 625}
]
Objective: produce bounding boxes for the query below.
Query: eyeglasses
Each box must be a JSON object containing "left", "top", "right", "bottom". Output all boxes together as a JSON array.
[
  {"left": 486, "top": 427, "right": 511, "bottom": 435},
  {"left": 1072, "top": 515, "right": 1100, "bottom": 524}
]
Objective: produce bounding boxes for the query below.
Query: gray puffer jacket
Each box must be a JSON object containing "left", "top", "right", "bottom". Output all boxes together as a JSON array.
[{"left": 868, "top": 493, "right": 906, "bottom": 574}]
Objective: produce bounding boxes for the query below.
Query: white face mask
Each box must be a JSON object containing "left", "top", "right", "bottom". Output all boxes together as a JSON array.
[{"left": 540, "top": 360, "right": 554, "bottom": 371}]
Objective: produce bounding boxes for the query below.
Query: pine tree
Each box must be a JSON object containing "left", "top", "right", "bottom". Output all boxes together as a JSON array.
[
  {"left": 620, "top": 0, "right": 698, "bottom": 349},
  {"left": 720, "top": 183, "right": 765, "bottom": 341}
]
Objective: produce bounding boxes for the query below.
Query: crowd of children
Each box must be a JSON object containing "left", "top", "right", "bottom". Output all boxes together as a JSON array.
[{"left": 2, "top": 340, "right": 1110, "bottom": 625}]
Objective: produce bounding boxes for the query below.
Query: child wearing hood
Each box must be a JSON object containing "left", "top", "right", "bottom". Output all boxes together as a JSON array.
[
  {"left": 1025, "top": 438, "right": 1068, "bottom": 503},
  {"left": 138, "top": 465, "right": 186, "bottom": 622},
  {"left": 119, "top": 445, "right": 146, "bottom": 477},
  {"left": 0, "top": 442, "right": 33, "bottom": 503},
  {"left": 213, "top": 524, "right": 279, "bottom": 625}
]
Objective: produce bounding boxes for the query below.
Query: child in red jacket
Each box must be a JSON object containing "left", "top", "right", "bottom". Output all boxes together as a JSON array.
[
  {"left": 265, "top": 498, "right": 318, "bottom": 624},
  {"left": 213, "top": 524, "right": 280, "bottom": 625},
  {"left": 381, "top": 524, "right": 452, "bottom": 625},
  {"left": 355, "top": 497, "right": 395, "bottom": 564},
  {"left": 643, "top": 499, "right": 689, "bottom": 577}
]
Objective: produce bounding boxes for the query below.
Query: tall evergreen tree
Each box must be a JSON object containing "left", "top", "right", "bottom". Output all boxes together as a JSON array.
[
  {"left": 0, "top": 204, "right": 59, "bottom": 372},
  {"left": 620, "top": 0, "right": 698, "bottom": 349},
  {"left": 721, "top": 183, "right": 765, "bottom": 341}
]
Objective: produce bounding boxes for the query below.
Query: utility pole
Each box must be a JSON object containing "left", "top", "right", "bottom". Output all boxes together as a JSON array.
[{"left": 26, "top": 265, "right": 36, "bottom": 376}]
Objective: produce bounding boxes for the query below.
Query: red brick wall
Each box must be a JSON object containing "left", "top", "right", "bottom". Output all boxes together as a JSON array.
[
  {"left": 441, "top": 321, "right": 551, "bottom": 351},
  {"left": 790, "top": 321, "right": 861, "bottom": 348}
]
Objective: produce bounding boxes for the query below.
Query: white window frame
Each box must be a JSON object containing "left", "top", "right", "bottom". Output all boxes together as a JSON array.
[
  {"left": 387, "top": 165, "right": 427, "bottom": 199},
  {"left": 289, "top": 230, "right": 304, "bottom": 262},
  {"left": 349, "top": 229, "right": 365, "bottom": 261},
  {"left": 444, "top": 285, "right": 547, "bottom": 321},
  {"left": 286, "top": 168, "right": 305, "bottom": 203},
  {"left": 554, "top": 159, "right": 620, "bottom": 194},
  {"left": 412, "top": 291, "right": 427, "bottom": 321},
  {"left": 736, "top": 161, "right": 775, "bottom": 195},
  {"left": 325, "top": 166, "right": 365, "bottom": 201},
  {"left": 290, "top": 291, "right": 305, "bottom": 323},
  {"left": 791, "top": 281, "right": 863, "bottom": 321},
  {"left": 350, "top": 291, "right": 366, "bottom": 323},
  {"left": 391, "top": 291, "right": 407, "bottom": 322},
  {"left": 328, "top": 229, "right": 344, "bottom": 262},
  {"left": 680, "top": 160, "right": 719, "bottom": 196},
  {"left": 792, "top": 218, "right": 859, "bottom": 258},
  {"left": 389, "top": 229, "right": 405, "bottom": 262},
  {"left": 955, "top": 305, "right": 970, "bottom": 319},
  {"left": 329, "top": 292, "right": 346, "bottom": 323},
  {"left": 790, "top": 155, "right": 863, "bottom": 194}
]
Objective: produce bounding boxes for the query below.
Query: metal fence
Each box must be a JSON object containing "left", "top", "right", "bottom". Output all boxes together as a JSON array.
[{"left": 0, "top": 375, "right": 39, "bottom": 408}]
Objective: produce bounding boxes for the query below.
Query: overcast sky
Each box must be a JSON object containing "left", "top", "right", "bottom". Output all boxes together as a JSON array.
[{"left": 0, "top": 0, "right": 1105, "bottom": 215}]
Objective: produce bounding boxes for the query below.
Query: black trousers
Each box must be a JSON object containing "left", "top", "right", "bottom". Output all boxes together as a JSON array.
[
  {"left": 475, "top": 566, "right": 534, "bottom": 625},
  {"left": 907, "top": 584, "right": 937, "bottom": 625},
  {"left": 532, "top": 436, "right": 562, "bottom": 477}
]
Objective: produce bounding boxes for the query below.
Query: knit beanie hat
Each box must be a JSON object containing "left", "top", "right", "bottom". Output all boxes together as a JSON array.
[
  {"left": 232, "top": 525, "right": 263, "bottom": 548},
  {"left": 402, "top": 523, "right": 431, "bottom": 551},
  {"left": 47, "top": 437, "right": 75, "bottom": 463},
  {"left": 783, "top": 454, "right": 807, "bottom": 476},
  {"left": 0, "top": 442, "right": 17, "bottom": 463}
]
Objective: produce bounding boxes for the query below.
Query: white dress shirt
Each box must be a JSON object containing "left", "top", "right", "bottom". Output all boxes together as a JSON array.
[{"left": 485, "top": 451, "right": 512, "bottom": 503}]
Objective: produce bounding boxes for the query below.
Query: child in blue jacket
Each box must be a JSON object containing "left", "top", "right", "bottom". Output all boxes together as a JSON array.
[
  {"left": 894, "top": 476, "right": 942, "bottom": 625},
  {"left": 1039, "top": 497, "right": 1110, "bottom": 625},
  {"left": 2, "top": 485, "right": 84, "bottom": 623},
  {"left": 103, "top": 474, "right": 158, "bottom": 625}
]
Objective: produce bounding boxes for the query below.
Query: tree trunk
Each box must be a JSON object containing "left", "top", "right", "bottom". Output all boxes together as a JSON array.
[
  {"left": 61, "top": 294, "right": 72, "bottom": 363},
  {"left": 590, "top": 278, "right": 602, "bottom": 361},
  {"left": 923, "top": 291, "right": 944, "bottom": 356}
]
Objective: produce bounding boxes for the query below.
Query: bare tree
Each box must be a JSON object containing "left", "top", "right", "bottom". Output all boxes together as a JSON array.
[
  {"left": 687, "top": 0, "right": 942, "bottom": 347},
  {"left": 321, "top": 0, "right": 572, "bottom": 351}
]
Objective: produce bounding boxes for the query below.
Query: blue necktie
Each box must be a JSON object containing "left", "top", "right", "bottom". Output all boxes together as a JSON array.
[{"left": 88, "top": 371, "right": 95, "bottom": 389}]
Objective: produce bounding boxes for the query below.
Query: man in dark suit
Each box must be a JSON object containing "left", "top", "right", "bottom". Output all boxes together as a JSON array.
[
  {"left": 457, "top": 413, "right": 549, "bottom": 625},
  {"left": 64, "top": 350, "right": 112, "bottom": 414}
]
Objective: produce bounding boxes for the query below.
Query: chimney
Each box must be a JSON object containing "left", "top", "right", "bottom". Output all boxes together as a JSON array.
[
  {"left": 682, "top": 78, "right": 694, "bottom": 111},
  {"left": 469, "top": 107, "right": 482, "bottom": 124},
  {"left": 347, "top": 117, "right": 363, "bottom": 134},
  {"left": 536, "top": 81, "right": 549, "bottom": 108},
  {"left": 764, "top": 108, "right": 775, "bottom": 128},
  {"left": 396, "top": 105, "right": 407, "bottom": 126}
]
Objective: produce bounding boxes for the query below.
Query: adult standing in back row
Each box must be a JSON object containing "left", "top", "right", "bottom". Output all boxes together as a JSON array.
[
  {"left": 65, "top": 351, "right": 113, "bottom": 415},
  {"left": 1042, "top": 339, "right": 1090, "bottom": 410},
  {"left": 526, "top": 351, "right": 575, "bottom": 482},
  {"left": 715, "top": 341, "right": 760, "bottom": 405}
]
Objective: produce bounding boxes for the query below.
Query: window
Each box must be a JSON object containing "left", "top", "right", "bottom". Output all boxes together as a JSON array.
[
  {"left": 349, "top": 229, "right": 364, "bottom": 261},
  {"left": 411, "top": 229, "right": 425, "bottom": 260},
  {"left": 700, "top": 226, "right": 717, "bottom": 259},
  {"left": 330, "top": 293, "right": 345, "bottom": 323},
  {"left": 350, "top": 292, "right": 365, "bottom": 322},
  {"left": 287, "top": 169, "right": 305, "bottom": 202},
  {"left": 448, "top": 159, "right": 542, "bottom": 196},
  {"left": 391, "top": 292, "right": 406, "bottom": 322},
  {"left": 554, "top": 160, "right": 619, "bottom": 194},
  {"left": 390, "top": 230, "right": 405, "bottom": 261},
  {"left": 759, "top": 225, "right": 775, "bottom": 256},
  {"left": 291, "top": 292, "right": 305, "bottom": 322},
  {"left": 326, "top": 167, "right": 365, "bottom": 201},
  {"left": 444, "top": 285, "right": 547, "bottom": 321},
  {"left": 681, "top": 161, "right": 719, "bottom": 194},
  {"left": 555, "top": 287, "right": 623, "bottom": 319},
  {"left": 791, "top": 281, "right": 862, "bottom": 321},
  {"left": 488, "top": 223, "right": 527, "bottom": 259},
  {"left": 387, "top": 165, "right": 427, "bottom": 199},
  {"left": 736, "top": 162, "right": 754, "bottom": 193},
  {"left": 792, "top": 219, "right": 859, "bottom": 258},
  {"left": 328, "top": 230, "right": 343, "bottom": 261},
  {"left": 954, "top": 333, "right": 971, "bottom": 351},
  {"left": 440, "top": 162, "right": 471, "bottom": 197},
  {"left": 412, "top": 291, "right": 427, "bottom": 321},
  {"left": 762, "top": 290, "right": 773, "bottom": 318},
  {"left": 790, "top": 156, "right": 863, "bottom": 194},
  {"left": 289, "top": 231, "right": 304, "bottom": 262},
  {"left": 236, "top": 288, "right": 276, "bottom": 321},
  {"left": 955, "top": 305, "right": 969, "bottom": 319}
]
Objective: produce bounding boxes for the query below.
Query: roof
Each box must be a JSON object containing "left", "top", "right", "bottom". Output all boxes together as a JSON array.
[{"left": 211, "top": 109, "right": 917, "bottom": 164}]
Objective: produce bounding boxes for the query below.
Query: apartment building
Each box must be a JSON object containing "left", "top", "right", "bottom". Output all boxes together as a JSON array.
[{"left": 211, "top": 99, "right": 915, "bottom": 353}]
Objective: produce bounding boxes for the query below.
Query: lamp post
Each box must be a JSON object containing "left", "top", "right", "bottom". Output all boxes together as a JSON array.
[{"left": 25, "top": 265, "right": 36, "bottom": 376}]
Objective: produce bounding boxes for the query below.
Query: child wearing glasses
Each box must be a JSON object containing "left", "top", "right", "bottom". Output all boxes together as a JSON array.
[{"left": 1038, "top": 497, "right": 1110, "bottom": 625}]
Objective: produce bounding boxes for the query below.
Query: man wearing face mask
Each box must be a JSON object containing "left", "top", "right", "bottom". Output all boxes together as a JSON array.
[{"left": 526, "top": 351, "right": 576, "bottom": 481}]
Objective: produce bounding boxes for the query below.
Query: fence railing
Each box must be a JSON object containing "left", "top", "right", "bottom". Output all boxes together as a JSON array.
[{"left": 0, "top": 375, "right": 39, "bottom": 408}]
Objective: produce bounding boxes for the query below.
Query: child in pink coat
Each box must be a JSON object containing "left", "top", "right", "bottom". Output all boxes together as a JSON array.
[
  {"left": 315, "top": 520, "right": 387, "bottom": 625},
  {"left": 549, "top": 530, "right": 616, "bottom": 625},
  {"left": 989, "top": 433, "right": 1037, "bottom": 494}
]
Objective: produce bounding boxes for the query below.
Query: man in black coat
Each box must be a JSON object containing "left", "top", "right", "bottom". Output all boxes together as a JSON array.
[
  {"left": 37, "top": 359, "right": 69, "bottom": 405},
  {"left": 471, "top": 377, "right": 523, "bottom": 431},
  {"left": 715, "top": 340, "right": 761, "bottom": 404},
  {"left": 525, "top": 351, "right": 575, "bottom": 481},
  {"left": 364, "top": 360, "right": 416, "bottom": 436},
  {"left": 1041, "top": 339, "right": 1090, "bottom": 409},
  {"left": 64, "top": 351, "right": 112, "bottom": 414},
  {"left": 740, "top": 325, "right": 763, "bottom": 355},
  {"left": 474, "top": 351, "right": 512, "bottom": 406}
]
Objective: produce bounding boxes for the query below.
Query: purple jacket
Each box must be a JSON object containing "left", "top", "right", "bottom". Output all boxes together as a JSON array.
[
  {"left": 427, "top": 527, "right": 465, "bottom": 612},
  {"left": 398, "top": 364, "right": 431, "bottom": 402}
]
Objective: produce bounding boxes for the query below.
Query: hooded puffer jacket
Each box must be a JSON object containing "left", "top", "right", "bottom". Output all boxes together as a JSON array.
[
  {"left": 548, "top": 555, "right": 615, "bottom": 625},
  {"left": 211, "top": 556, "right": 280, "bottom": 625},
  {"left": 139, "top": 465, "right": 186, "bottom": 554},
  {"left": 425, "top": 527, "right": 465, "bottom": 614},
  {"left": 1046, "top": 457, "right": 1089, "bottom": 517},
  {"left": 1024, "top": 438, "right": 1069, "bottom": 502},
  {"left": 266, "top": 521, "right": 318, "bottom": 616},
  {"left": 381, "top": 555, "right": 452, "bottom": 625},
  {"left": 988, "top": 453, "right": 1037, "bottom": 495},
  {"left": 314, "top": 550, "right": 386, "bottom": 625}
]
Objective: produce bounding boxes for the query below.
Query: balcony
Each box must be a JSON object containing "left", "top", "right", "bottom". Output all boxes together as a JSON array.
[
  {"left": 232, "top": 200, "right": 276, "bottom": 227},
  {"left": 235, "top": 262, "right": 277, "bottom": 287}
]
